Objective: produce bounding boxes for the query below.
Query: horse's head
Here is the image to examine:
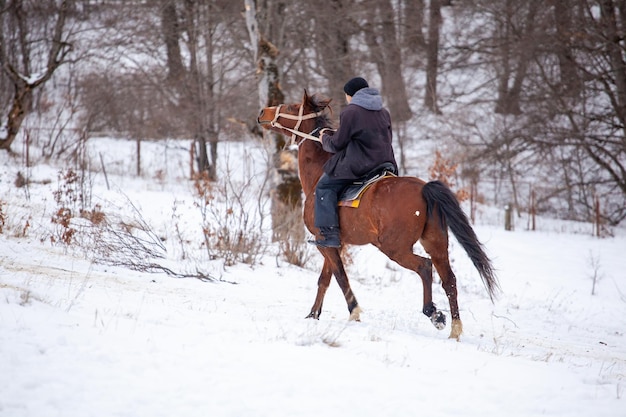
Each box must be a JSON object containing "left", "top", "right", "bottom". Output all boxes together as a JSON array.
[{"left": 257, "top": 90, "right": 333, "bottom": 140}]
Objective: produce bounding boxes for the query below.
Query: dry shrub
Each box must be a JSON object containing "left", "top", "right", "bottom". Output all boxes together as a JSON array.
[
  {"left": 80, "top": 204, "right": 106, "bottom": 225},
  {"left": 51, "top": 207, "right": 75, "bottom": 245},
  {"left": 429, "top": 150, "right": 469, "bottom": 202},
  {"left": 272, "top": 202, "right": 311, "bottom": 267},
  {"left": 193, "top": 171, "right": 266, "bottom": 267},
  {"left": 50, "top": 169, "right": 80, "bottom": 245}
]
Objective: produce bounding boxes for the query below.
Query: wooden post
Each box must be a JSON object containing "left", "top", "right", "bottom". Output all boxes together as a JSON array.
[
  {"left": 530, "top": 186, "right": 536, "bottom": 231},
  {"left": 190, "top": 141, "right": 195, "bottom": 179},
  {"left": 99, "top": 152, "right": 110, "bottom": 191},
  {"left": 470, "top": 181, "right": 476, "bottom": 224},
  {"left": 136, "top": 137, "right": 141, "bottom": 177},
  {"left": 595, "top": 195, "right": 601, "bottom": 237},
  {"left": 24, "top": 130, "right": 30, "bottom": 168},
  {"left": 505, "top": 203, "right": 513, "bottom": 231}
]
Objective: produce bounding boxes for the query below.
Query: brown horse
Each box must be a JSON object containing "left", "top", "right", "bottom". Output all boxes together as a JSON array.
[{"left": 257, "top": 91, "right": 499, "bottom": 340}]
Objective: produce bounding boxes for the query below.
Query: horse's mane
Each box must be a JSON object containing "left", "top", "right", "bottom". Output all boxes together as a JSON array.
[{"left": 308, "top": 93, "right": 335, "bottom": 130}]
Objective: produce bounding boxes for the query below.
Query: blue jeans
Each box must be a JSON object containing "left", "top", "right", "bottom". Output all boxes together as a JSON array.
[{"left": 314, "top": 173, "right": 352, "bottom": 228}]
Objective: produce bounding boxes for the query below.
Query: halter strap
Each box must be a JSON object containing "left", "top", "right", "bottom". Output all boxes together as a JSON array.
[{"left": 269, "top": 105, "right": 326, "bottom": 146}]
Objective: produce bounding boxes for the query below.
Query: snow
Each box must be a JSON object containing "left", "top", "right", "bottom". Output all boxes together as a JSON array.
[
  {"left": 17, "top": 70, "right": 47, "bottom": 86},
  {"left": 1, "top": 138, "right": 624, "bottom": 417}
]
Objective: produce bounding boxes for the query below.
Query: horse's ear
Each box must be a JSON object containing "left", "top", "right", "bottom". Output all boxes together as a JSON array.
[
  {"left": 319, "top": 97, "right": 332, "bottom": 111},
  {"left": 303, "top": 89, "right": 310, "bottom": 104}
]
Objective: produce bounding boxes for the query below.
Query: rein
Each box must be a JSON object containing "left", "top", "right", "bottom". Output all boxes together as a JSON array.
[{"left": 269, "top": 104, "right": 328, "bottom": 146}]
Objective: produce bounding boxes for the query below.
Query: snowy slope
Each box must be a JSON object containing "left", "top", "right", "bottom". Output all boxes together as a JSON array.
[{"left": 0, "top": 139, "right": 624, "bottom": 417}]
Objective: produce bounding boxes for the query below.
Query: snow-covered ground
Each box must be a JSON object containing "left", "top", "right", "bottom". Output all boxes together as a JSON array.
[{"left": 1, "top": 138, "right": 624, "bottom": 417}]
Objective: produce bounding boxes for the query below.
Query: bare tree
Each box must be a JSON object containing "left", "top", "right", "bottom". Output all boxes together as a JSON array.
[
  {"left": 0, "top": 0, "right": 74, "bottom": 152},
  {"left": 180, "top": 0, "right": 214, "bottom": 177},
  {"left": 541, "top": 0, "right": 626, "bottom": 223},
  {"left": 493, "top": 0, "right": 541, "bottom": 115},
  {"left": 75, "top": 1, "right": 252, "bottom": 179},
  {"left": 159, "top": 0, "right": 246, "bottom": 179},
  {"left": 445, "top": 0, "right": 625, "bottom": 224}
]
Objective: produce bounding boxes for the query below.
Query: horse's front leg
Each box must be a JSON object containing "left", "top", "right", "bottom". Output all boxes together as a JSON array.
[
  {"left": 317, "top": 247, "right": 361, "bottom": 321},
  {"left": 329, "top": 248, "right": 361, "bottom": 321},
  {"left": 306, "top": 258, "right": 333, "bottom": 319}
]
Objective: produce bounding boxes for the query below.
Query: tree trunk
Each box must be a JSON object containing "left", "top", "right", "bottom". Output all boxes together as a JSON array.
[
  {"left": 365, "top": 0, "right": 412, "bottom": 123},
  {"left": 403, "top": 0, "right": 426, "bottom": 49},
  {"left": 312, "top": 0, "right": 354, "bottom": 110},
  {"left": 424, "top": 0, "right": 442, "bottom": 114},
  {"left": 495, "top": 0, "right": 538, "bottom": 115},
  {"left": 160, "top": 0, "right": 185, "bottom": 84},
  {"left": 245, "top": 0, "right": 303, "bottom": 242},
  {"left": 203, "top": 1, "right": 218, "bottom": 181},
  {"left": 0, "top": 83, "right": 32, "bottom": 151},
  {"left": 600, "top": 0, "right": 626, "bottom": 125},
  {"left": 552, "top": 0, "right": 580, "bottom": 96},
  {"left": 182, "top": 0, "right": 216, "bottom": 179}
]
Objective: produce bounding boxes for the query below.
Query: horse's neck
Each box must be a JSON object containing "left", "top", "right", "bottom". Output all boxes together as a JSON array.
[{"left": 298, "top": 140, "right": 328, "bottom": 196}]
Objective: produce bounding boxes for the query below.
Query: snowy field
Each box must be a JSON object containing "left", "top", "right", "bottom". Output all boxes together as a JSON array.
[{"left": 1, "top": 138, "right": 624, "bottom": 417}]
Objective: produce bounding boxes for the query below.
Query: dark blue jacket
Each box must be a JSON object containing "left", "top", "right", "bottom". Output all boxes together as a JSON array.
[{"left": 321, "top": 88, "right": 398, "bottom": 180}]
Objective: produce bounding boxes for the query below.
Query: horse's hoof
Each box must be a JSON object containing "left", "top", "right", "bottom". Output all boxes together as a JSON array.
[
  {"left": 349, "top": 306, "right": 362, "bottom": 322},
  {"left": 431, "top": 311, "right": 446, "bottom": 330},
  {"left": 306, "top": 311, "right": 320, "bottom": 320},
  {"left": 448, "top": 318, "right": 463, "bottom": 341}
]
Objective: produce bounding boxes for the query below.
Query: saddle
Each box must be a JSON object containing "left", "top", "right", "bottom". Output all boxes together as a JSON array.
[{"left": 338, "top": 162, "right": 397, "bottom": 208}]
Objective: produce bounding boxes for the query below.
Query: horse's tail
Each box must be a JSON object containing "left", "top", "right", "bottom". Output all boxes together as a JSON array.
[{"left": 422, "top": 180, "right": 500, "bottom": 301}]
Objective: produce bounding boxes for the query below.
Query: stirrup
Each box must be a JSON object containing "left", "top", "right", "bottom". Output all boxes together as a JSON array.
[{"left": 307, "top": 237, "right": 341, "bottom": 248}]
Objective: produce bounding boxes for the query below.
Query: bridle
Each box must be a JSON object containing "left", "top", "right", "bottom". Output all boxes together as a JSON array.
[{"left": 267, "top": 104, "right": 327, "bottom": 146}]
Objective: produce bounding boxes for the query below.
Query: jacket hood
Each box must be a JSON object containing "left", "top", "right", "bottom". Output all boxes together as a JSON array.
[{"left": 350, "top": 88, "right": 383, "bottom": 111}]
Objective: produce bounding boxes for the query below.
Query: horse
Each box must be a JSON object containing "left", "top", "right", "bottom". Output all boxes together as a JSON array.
[{"left": 257, "top": 91, "right": 499, "bottom": 340}]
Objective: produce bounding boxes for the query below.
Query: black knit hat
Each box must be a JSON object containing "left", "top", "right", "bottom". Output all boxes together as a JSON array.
[{"left": 343, "top": 77, "right": 369, "bottom": 96}]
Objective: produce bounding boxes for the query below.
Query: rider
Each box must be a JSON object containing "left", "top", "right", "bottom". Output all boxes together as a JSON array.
[{"left": 310, "top": 77, "right": 398, "bottom": 248}]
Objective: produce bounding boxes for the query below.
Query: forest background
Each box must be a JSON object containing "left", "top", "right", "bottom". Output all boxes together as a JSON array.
[{"left": 1, "top": 0, "right": 625, "bottom": 234}]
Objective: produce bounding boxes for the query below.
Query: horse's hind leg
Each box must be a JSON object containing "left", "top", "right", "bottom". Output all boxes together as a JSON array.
[
  {"left": 379, "top": 246, "right": 446, "bottom": 331},
  {"left": 429, "top": 253, "right": 462, "bottom": 340},
  {"left": 421, "top": 234, "right": 463, "bottom": 340}
]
